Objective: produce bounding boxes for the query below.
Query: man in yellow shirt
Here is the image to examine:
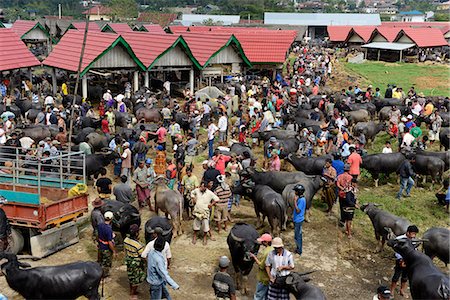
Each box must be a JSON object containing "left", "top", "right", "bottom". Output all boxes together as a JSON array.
[
  {"left": 423, "top": 100, "right": 434, "bottom": 116},
  {"left": 392, "top": 87, "right": 403, "bottom": 99},
  {"left": 249, "top": 233, "right": 274, "bottom": 300},
  {"left": 61, "top": 82, "right": 68, "bottom": 96}
]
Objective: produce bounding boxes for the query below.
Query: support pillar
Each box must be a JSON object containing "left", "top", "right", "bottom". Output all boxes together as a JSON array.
[
  {"left": 189, "top": 68, "right": 194, "bottom": 92},
  {"left": 133, "top": 71, "right": 139, "bottom": 92},
  {"left": 377, "top": 49, "right": 381, "bottom": 61},
  {"left": 51, "top": 67, "right": 57, "bottom": 96},
  {"left": 399, "top": 50, "right": 403, "bottom": 62},
  {"left": 144, "top": 71, "right": 149, "bottom": 88},
  {"left": 82, "top": 75, "right": 88, "bottom": 100}
]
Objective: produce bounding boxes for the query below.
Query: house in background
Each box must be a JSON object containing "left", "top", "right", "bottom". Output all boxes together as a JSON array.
[
  {"left": 396, "top": 11, "right": 426, "bottom": 22},
  {"left": 82, "top": 5, "right": 112, "bottom": 21}
]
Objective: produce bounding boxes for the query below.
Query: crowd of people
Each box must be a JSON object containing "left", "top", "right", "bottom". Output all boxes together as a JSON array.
[{"left": 0, "top": 43, "right": 449, "bottom": 300}]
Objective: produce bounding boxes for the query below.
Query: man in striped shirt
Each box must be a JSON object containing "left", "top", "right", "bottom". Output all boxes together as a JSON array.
[{"left": 214, "top": 175, "right": 232, "bottom": 233}]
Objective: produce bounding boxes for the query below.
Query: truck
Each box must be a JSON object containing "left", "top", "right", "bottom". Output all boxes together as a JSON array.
[{"left": 0, "top": 147, "right": 89, "bottom": 258}]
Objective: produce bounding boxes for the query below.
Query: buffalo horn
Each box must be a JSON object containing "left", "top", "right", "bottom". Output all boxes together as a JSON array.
[
  {"left": 297, "top": 270, "right": 316, "bottom": 277},
  {"left": 162, "top": 226, "right": 173, "bottom": 236},
  {"left": 374, "top": 203, "right": 383, "bottom": 207},
  {"left": 230, "top": 230, "right": 244, "bottom": 242}
]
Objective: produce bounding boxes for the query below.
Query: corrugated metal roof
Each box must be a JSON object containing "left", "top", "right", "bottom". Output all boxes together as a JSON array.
[
  {"left": 0, "top": 28, "right": 41, "bottom": 71},
  {"left": 395, "top": 27, "right": 448, "bottom": 47},
  {"left": 121, "top": 32, "right": 200, "bottom": 69},
  {"left": 168, "top": 26, "right": 189, "bottom": 33},
  {"left": 105, "top": 23, "right": 133, "bottom": 33},
  {"left": 234, "top": 31, "right": 296, "bottom": 63},
  {"left": 181, "top": 14, "right": 240, "bottom": 26},
  {"left": 180, "top": 32, "right": 251, "bottom": 67},
  {"left": 362, "top": 42, "right": 415, "bottom": 50},
  {"left": 264, "top": 13, "right": 381, "bottom": 26},
  {"left": 11, "top": 20, "right": 51, "bottom": 40},
  {"left": 371, "top": 27, "right": 402, "bottom": 42},
  {"left": 43, "top": 31, "right": 145, "bottom": 75},
  {"left": 352, "top": 26, "right": 377, "bottom": 42},
  {"left": 82, "top": 5, "right": 112, "bottom": 15},
  {"left": 72, "top": 21, "right": 102, "bottom": 32},
  {"left": 142, "top": 24, "right": 166, "bottom": 34},
  {"left": 327, "top": 26, "right": 352, "bottom": 42},
  {"left": 399, "top": 10, "right": 423, "bottom": 15}
]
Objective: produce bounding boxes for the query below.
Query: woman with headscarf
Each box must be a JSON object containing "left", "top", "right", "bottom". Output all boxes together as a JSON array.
[{"left": 123, "top": 224, "right": 146, "bottom": 299}]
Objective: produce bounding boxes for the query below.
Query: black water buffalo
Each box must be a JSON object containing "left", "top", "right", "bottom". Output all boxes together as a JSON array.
[
  {"left": 416, "top": 150, "right": 450, "bottom": 171},
  {"left": 15, "top": 98, "right": 33, "bottom": 116},
  {"left": 82, "top": 151, "right": 119, "bottom": 178},
  {"left": 423, "top": 227, "right": 450, "bottom": 265},
  {"left": 292, "top": 117, "right": 322, "bottom": 134},
  {"left": 0, "top": 253, "right": 102, "bottom": 300},
  {"left": 362, "top": 152, "right": 406, "bottom": 186},
  {"left": 274, "top": 272, "right": 326, "bottom": 300},
  {"left": 25, "top": 108, "right": 40, "bottom": 123},
  {"left": 387, "top": 238, "right": 450, "bottom": 300},
  {"left": 344, "top": 109, "right": 370, "bottom": 125},
  {"left": 227, "top": 223, "right": 260, "bottom": 294},
  {"left": 63, "top": 94, "right": 82, "bottom": 107},
  {"left": 85, "top": 132, "right": 109, "bottom": 152},
  {"left": 264, "top": 137, "right": 300, "bottom": 159},
  {"left": 73, "top": 127, "right": 96, "bottom": 144},
  {"left": 353, "top": 121, "right": 385, "bottom": 143},
  {"left": 413, "top": 155, "right": 445, "bottom": 186},
  {"left": 252, "top": 129, "right": 298, "bottom": 142},
  {"left": 79, "top": 117, "right": 101, "bottom": 129},
  {"left": 348, "top": 102, "right": 376, "bottom": 117},
  {"left": 373, "top": 98, "right": 403, "bottom": 112},
  {"left": 240, "top": 168, "right": 309, "bottom": 194},
  {"left": 15, "top": 124, "right": 53, "bottom": 142},
  {"left": 233, "top": 182, "right": 286, "bottom": 234},
  {"left": 440, "top": 127, "right": 450, "bottom": 151},
  {"left": 174, "top": 112, "right": 190, "bottom": 134},
  {"left": 282, "top": 175, "right": 323, "bottom": 222},
  {"left": 294, "top": 108, "right": 324, "bottom": 120},
  {"left": 144, "top": 216, "right": 173, "bottom": 244},
  {"left": 218, "top": 143, "right": 255, "bottom": 160},
  {"left": 100, "top": 200, "right": 141, "bottom": 239},
  {"left": 361, "top": 203, "right": 411, "bottom": 252},
  {"left": 114, "top": 111, "right": 131, "bottom": 128},
  {"left": 285, "top": 154, "right": 332, "bottom": 175}
]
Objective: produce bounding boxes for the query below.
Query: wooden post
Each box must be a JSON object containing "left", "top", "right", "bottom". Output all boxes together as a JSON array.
[
  {"left": 144, "top": 71, "right": 149, "bottom": 88},
  {"left": 82, "top": 75, "right": 88, "bottom": 99},
  {"left": 51, "top": 67, "right": 57, "bottom": 96},
  {"left": 133, "top": 71, "right": 139, "bottom": 92},
  {"left": 189, "top": 68, "right": 194, "bottom": 92},
  {"left": 399, "top": 50, "right": 403, "bottom": 62},
  {"left": 377, "top": 49, "right": 381, "bottom": 61}
]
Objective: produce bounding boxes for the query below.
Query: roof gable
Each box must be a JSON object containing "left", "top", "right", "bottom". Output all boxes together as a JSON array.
[
  {"left": 103, "top": 23, "right": 133, "bottom": 34},
  {"left": 0, "top": 29, "right": 41, "bottom": 71},
  {"left": 394, "top": 28, "right": 448, "bottom": 47},
  {"left": 12, "top": 20, "right": 53, "bottom": 42},
  {"left": 327, "top": 26, "right": 352, "bottom": 42}
]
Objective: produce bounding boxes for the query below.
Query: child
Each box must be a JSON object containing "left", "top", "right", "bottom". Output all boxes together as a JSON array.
[
  {"left": 382, "top": 141, "right": 393, "bottom": 153},
  {"left": 238, "top": 126, "right": 247, "bottom": 144},
  {"left": 343, "top": 178, "right": 359, "bottom": 238}
]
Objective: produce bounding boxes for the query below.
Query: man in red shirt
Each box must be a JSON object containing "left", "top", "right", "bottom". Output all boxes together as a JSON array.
[
  {"left": 101, "top": 117, "right": 109, "bottom": 134},
  {"left": 347, "top": 146, "right": 362, "bottom": 179},
  {"left": 336, "top": 164, "right": 353, "bottom": 226},
  {"left": 212, "top": 150, "right": 231, "bottom": 175}
]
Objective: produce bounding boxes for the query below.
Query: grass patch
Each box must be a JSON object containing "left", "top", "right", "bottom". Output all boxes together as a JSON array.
[{"left": 343, "top": 61, "right": 450, "bottom": 97}]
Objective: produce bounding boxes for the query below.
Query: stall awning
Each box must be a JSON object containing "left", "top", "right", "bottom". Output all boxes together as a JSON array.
[{"left": 362, "top": 42, "right": 415, "bottom": 51}]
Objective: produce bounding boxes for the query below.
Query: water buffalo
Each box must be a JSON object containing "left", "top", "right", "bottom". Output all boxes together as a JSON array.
[
  {"left": 150, "top": 177, "right": 183, "bottom": 237},
  {"left": 361, "top": 203, "right": 411, "bottom": 252},
  {"left": 81, "top": 151, "right": 119, "bottom": 178},
  {"left": 274, "top": 272, "right": 326, "bottom": 300},
  {"left": 100, "top": 200, "right": 141, "bottom": 239},
  {"left": 373, "top": 98, "right": 403, "bottom": 112},
  {"left": 344, "top": 109, "right": 370, "bottom": 125},
  {"left": 353, "top": 121, "right": 385, "bottom": 143},
  {"left": 85, "top": 132, "right": 109, "bottom": 152},
  {"left": 413, "top": 155, "right": 445, "bottom": 188},
  {"left": 263, "top": 137, "right": 300, "bottom": 159},
  {"left": 285, "top": 154, "right": 332, "bottom": 175},
  {"left": 73, "top": 127, "right": 96, "bottom": 144},
  {"left": 227, "top": 223, "right": 260, "bottom": 294},
  {"left": 233, "top": 182, "right": 286, "bottom": 234},
  {"left": 422, "top": 227, "right": 450, "bottom": 265},
  {"left": 135, "top": 108, "right": 161, "bottom": 123},
  {"left": 79, "top": 117, "right": 101, "bottom": 129},
  {"left": 362, "top": 153, "right": 406, "bottom": 187},
  {"left": 144, "top": 216, "right": 173, "bottom": 244},
  {"left": 114, "top": 111, "right": 131, "bottom": 128},
  {"left": 218, "top": 143, "right": 255, "bottom": 160},
  {"left": 0, "top": 253, "right": 102, "bottom": 300},
  {"left": 25, "top": 108, "right": 40, "bottom": 123},
  {"left": 15, "top": 125, "right": 53, "bottom": 142},
  {"left": 387, "top": 238, "right": 450, "bottom": 300},
  {"left": 15, "top": 98, "right": 33, "bottom": 116},
  {"left": 416, "top": 150, "right": 450, "bottom": 171},
  {"left": 282, "top": 176, "right": 323, "bottom": 222},
  {"left": 240, "top": 168, "right": 309, "bottom": 194},
  {"left": 252, "top": 129, "right": 298, "bottom": 143},
  {"left": 292, "top": 117, "right": 322, "bottom": 134},
  {"left": 63, "top": 94, "right": 82, "bottom": 107},
  {"left": 440, "top": 127, "right": 450, "bottom": 151},
  {"left": 174, "top": 112, "right": 190, "bottom": 134},
  {"left": 348, "top": 102, "right": 376, "bottom": 117}
]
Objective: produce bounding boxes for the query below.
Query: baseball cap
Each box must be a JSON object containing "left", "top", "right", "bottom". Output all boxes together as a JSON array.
[
  {"left": 202, "top": 160, "right": 209, "bottom": 165},
  {"left": 377, "top": 286, "right": 391, "bottom": 299},
  {"left": 104, "top": 211, "right": 114, "bottom": 220},
  {"left": 257, "top": 233, "right": 272, "bottom": 243}
]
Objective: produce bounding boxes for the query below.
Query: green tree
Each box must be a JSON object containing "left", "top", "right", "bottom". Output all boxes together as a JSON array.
[
  {"left": 202, "top": 18, "right": 224, "bottom": 25},
  {"left": 109, "top": 0, "right": 138, "bottom": 21},
  {"left": 435, "top": 13, "right": 450, "bottom": 21}
]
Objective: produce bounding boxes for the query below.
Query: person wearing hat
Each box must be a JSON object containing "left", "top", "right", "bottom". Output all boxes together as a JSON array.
[
  {"left": 336, "top": 164, "right": 353, "bottom": 226},
  {"left": 249, "top": 233, "right": 273, "bottom": 300},
  {"left": 147, "top": 236, "right": 179, "bottom": 298},
  {"left": 133, "top": 160, "right": 151, "bottom": 209},
  {"left": 293, "top": 184, "right": 306, "bottom": 255},
  {"left": 374, "top": 286, "right": 392, "bottom": 300},
  {"left": 191, "top": 181, "right": 220, "bottom": 245},
  {"left": 0, "top": 196, "right": 10, "bottom": 252},
  {"left": 214, "top": 175, "right": 232, "bottom": 233},
  {"left": 212, "top": 256, "right": 236, "bottom": 300},
  {"left": 390, "top": 225, "right": 419, "bottom": 298},
  {"left": 123, "top": 224, "right": 146, "bottom": 299},
  {"left": 269, "top": 149, "right": 281, "bottom": 172},
  {"left": 141, "top": 227, "right": 172, "bottom": 268},
  {"left": 97, "top": 211, "right": 116, "bottom": 277},
  {"left": 265, "top": 237, "right": 294, "bottom": 300},
  {"left": 121, "top": 142, "right": 132, "bottom": 184},
  {"left": 4, "top": 131, "right": 19, "bottom": 148},
  {"left": 91, "top": 198, "right": 105, "bottom": 240},
  {"left": 145, "top": 158, "right": 156, "bottom": 186}
]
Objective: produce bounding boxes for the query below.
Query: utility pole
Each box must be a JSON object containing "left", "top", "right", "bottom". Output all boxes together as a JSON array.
[{"left": 58, "top": 4, "right": 62, "bottom": 19}]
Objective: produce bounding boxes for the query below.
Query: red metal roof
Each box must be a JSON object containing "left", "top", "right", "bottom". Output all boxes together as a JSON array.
[
  {"left": 121, "top": 32, "right": 188, "bottom": 68},
  {"left": 143, "top": 24, "right": 166, "bottom": 34},
  {"left": 82, "top": 5, "right": 112, "bottom": 15},
  {"left": 234, "top": 31, "right": 296, "bottom": 63},
  {"left": 106, "top": 23, "right": 133, "bottom": 33},
  {"left": 0, "top": 29, "right": 41, "bottom": 71},
  {"left": 351, "top": 26, "right": 377, "bottom": 42},
  {"left": 394, "top": 27, "right": 448, "bottom": 47},
  {"left": 180, "top": 32, "right": 233, "bottom": 66},
  {"left": 43, "top": 30, "right": 120, "bottom": 73},
  {"left": 370, "top": 27, "right": 402, "bottom": 42},
  {"left": 71, "top": 22, "right": 102, "bottom": 32},
  {"left": 327, "top": 26, "right": 352, "bottom": 42},
  {"left": 136, "top": 12, "right": 178, "bottom": 26},
  {"left": 11, "top": 20, "right": 42, "bottom": 38},
  {"left": 168, "top": 26, "right": 190, "bottom": 33}
]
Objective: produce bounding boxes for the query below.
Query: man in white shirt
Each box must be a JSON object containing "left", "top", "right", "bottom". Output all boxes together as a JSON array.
[
  {"left": 163, "top": 81, "right": 171, "bottom": 96},
  {"left": 401, "top": 129, "right": 415, "bottom": 151},
  {"left": 202, "top": 101, "right": 211, "bottom": 126},
  {"left": 141, "top": 227, "right": 172, "bottom": 268},
  {"left": 0, "top": 126, "right": 6, "bottom": 144},
  {"left": 217, "top": 112, "right": 228, "bottom": 146},
  {"left": 191, "top": 181, "right": 219, "bottom": 245},
  {"left": 240, "top": 84, "right": 247, "bottom": 101},
  {"left": 207, "top": 120, "right": 218, "bottom": 158}
]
